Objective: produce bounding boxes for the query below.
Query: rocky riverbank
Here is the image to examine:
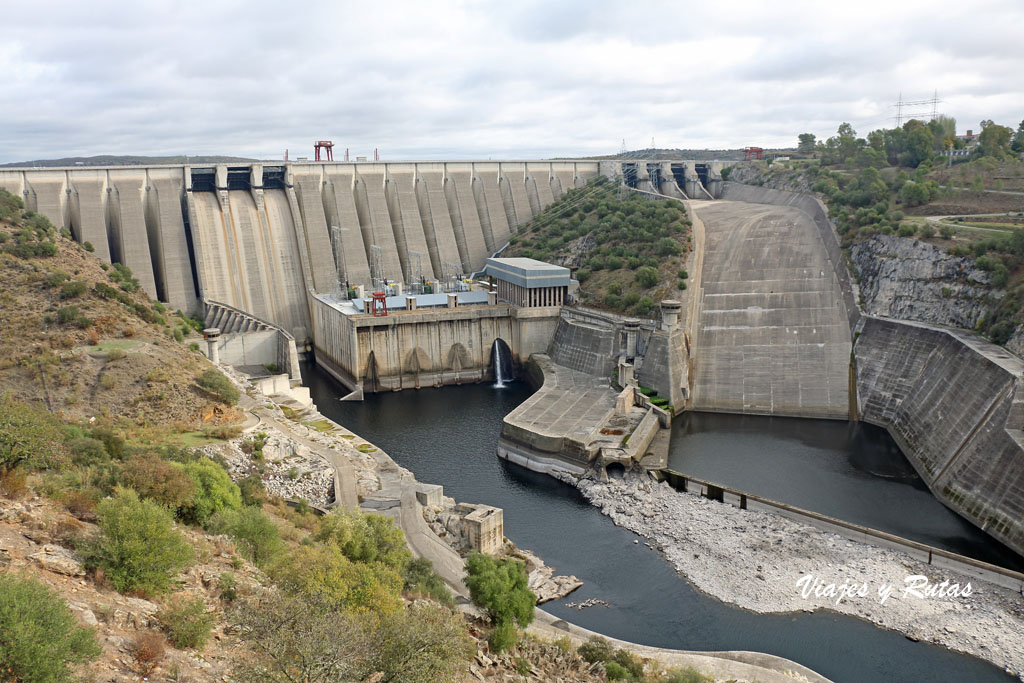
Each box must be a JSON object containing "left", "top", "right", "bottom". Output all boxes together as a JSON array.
[{"left": 557, "top": 471, "right": 1024, "bottom": 680}]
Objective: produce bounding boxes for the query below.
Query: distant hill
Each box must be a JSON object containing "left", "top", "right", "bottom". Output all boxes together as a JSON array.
[{"left": 1, "top": 154, "right": 260, "bottom": 168}]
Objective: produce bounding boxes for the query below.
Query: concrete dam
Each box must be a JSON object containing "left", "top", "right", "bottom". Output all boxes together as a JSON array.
[{"left": 0, "top": 160, "right": 610, "bottom": 340}]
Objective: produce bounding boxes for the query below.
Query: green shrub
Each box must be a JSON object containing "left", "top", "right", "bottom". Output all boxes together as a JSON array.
[
  {"left": 83, "top": 241, "right": 94, "bottom": 252},
  {"left": 121, "top": 453, "right": 196, "bottom": 509},
  {"left": 173, "top": 327, "right": 184, "bottom": 342},
  {"left": 940, "top": 224, "right": 955, "bottom": 239},
  {"left": 575, "top": 268, "right": 591, "bottom": 283},
  {"left": 635, "top": 266, "right": 659, "bottom": 288},
  {"left": 489, "top": 620, "right": 518, "bottom": 653},
  {"left": 607, "top": 282, "right": 622, "bottom": 296},
  {"left": 56, "top": 305, "right": 80, "bottom": 324},
  {"left": 604, "top": 661, "right": 630, "bottom": 679},
  {"left": 80, "top": 488, "right": 193, "bottom": 596},
  {"left": 464, "top": 552, "right": 535, "bottom": 637},
  {"left": 0, "top": 395, "right": 68, "bottom": 471},
  {"left": 0, "top": 574, "right": 101, "bottom": 682},
  {"left": 189, "top": 342, "right": 201, "bottom": 352},
  {"left": 90, "top": 427, "right": 125, "bottom": 460},
  {"left": 269, "top": 543, "right": 404, "bottom": 613},
  {"left": 45, "top": 270, "right": 70, "bottom": 288},
  {"left": 918, "top": 224, "right": 936, "bottom": 238},
  {"left": 207, "top": 506, "right": 282, "bottom": 567},
  {"left": 663, "top": 666, "right": 713, "bottom": 682},
  {"left": 59, "top": 280, "right": 87, "bottom": 299},
  {"left": 238, "top": 473, "right": 267, "bottom": 506},
  {"left": 196, "top": 369, "right": 240, "bottom": 405},
  {"left": 315, "top": 508, "right": 412, "bottom": 572},
  {"left": 677, "top": 269, "right": 688, "bottom": 279},
  {"left": 218, "top": 571, "right": 239, "bottom": 603},
  {"left": 941, "top": 287, "right": 951, "bottom": 298},
  {"left": 402, "top": 556, "right": 455, "bottom": 606},
  {"left": 175, "top": 458, "right": 242, "bottom": 526},
  {"left": 68, "top": 436, "right": 109, "bottom": 466},
  {"left": 898, "top": 224, "right": 915, "bottom": 237},
  {"left": 578, "top": 636, "right": 615, "bottom": 664},
  {"left": 160, "top": 595, "right": 214, "bottom": 649}
]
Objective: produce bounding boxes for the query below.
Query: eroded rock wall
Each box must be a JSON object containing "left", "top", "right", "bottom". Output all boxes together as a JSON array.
[{"left": 851, "top": 234, "right": 994, "bottom": 329}]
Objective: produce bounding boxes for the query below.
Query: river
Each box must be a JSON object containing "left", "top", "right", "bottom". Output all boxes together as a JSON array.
[{"left": 300, "top": 361, "right": 1015, "bottom": 683}]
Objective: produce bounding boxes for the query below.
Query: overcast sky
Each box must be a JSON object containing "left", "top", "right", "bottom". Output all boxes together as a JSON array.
[{"left": 2, "top": 0, "right": 1022, "bottom": 163}]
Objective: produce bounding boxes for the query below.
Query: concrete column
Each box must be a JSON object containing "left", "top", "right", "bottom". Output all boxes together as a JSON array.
[
  {"left": 355, "top": 285, "right": 365, "bottom": 299},
  {"left": 406, "top": 296, "right": 418, "bottom": 311},
  {"left": 447, "top": 293, "right": 458, "bottom": 309},
  {"left": 488, "top": 290, "right": 497, "bottom": 305},
  {"left": 394, "top": 282, "right": 403, "bottom": 296},
  {"left": 618, "top": 358, "right": 635, "bottom": 387},
  {"left": 625, "top": 320, "right": 640, "bottom": 358},
  {"left": 661, "top": 300, "right": 682, "bottom": 330},
  {"left": 203, "top": 327, "right": 221, "bottom": 365}
]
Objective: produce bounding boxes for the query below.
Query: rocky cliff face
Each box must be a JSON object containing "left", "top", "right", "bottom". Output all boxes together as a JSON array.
[{"left": 850, "top": 235, "right": 995, "bottom": 328}]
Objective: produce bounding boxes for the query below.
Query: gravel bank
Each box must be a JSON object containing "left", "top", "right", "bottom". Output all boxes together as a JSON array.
[{"left": 560, "top": 472, "right": 1024, "bottom": 680}]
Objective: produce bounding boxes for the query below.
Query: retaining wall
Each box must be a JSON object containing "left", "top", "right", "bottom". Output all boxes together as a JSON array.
[{"left": 855, "top": 316, "right": 1024, "bottom": 557}]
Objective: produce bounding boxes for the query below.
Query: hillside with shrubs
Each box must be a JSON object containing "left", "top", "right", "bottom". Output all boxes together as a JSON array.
[{"left": 504, "top": 178, "right": 692, "bottom": 317}]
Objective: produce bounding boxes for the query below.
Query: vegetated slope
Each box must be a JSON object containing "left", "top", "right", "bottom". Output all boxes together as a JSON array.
[
  {"left": 503, "top": 178, "right": 692, "bottom": 316},
  {"left": 0, "top": 188, "right": 228, "bottom": 432}
]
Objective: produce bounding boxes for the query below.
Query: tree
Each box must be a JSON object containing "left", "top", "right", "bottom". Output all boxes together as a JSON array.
[
  {"left": 464, "top": 553, "right": 535, "bottom": 632},
  {"left": 979, "top": 121, "right": 1013, "bottom": 157},
  {"left": 1012, "top": 119, "right": 1024, "bottom": 153},
  {"left": 80, "top": 488, "right": 193, "bottom": 596},
  {"left": 797, "top": 133, "right": 817, "bottom": 155},
  {"left": 900, "top": 121, "right": 935, "bottom": 167},
  {"left": 0, "top": 574, "right": 101, "bottom": 682},
  {"left": 635, "top": 266, "right": 659, "bottom": 288},
  {"left": 231, "top": 593, "right": 471, "bottom": 683}
]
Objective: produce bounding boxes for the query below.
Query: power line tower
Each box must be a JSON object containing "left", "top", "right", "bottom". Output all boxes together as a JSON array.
[
  {"left": 619, "top": 139, "right": 627, "bottom": 155},
  {"left": 893, "top": 90, "right": 942, "bottom": 127}
]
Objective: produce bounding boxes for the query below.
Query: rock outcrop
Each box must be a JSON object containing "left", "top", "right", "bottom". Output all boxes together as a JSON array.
[{"left": 850, "top": 234, "right": 995, "bottom": 328}]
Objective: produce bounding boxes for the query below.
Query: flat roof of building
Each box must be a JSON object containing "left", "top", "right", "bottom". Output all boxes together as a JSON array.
[
  {"left": 349, "top": 290, "right": 489, "bottom": 312},
  {"left": 484, "top": 257, "right": 571, "bottom": 289}
]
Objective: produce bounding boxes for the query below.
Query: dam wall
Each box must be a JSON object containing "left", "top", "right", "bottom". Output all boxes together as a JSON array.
[
  {"left": 0, "top": 161, "right": 601, "bottom": 341},
  {"left": 855, "top": 316, "right": 1024, "bottom": 557}
]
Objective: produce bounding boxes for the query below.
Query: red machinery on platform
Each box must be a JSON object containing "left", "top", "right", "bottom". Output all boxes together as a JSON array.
[
  {"left": 314, "top": 140, "right": 334, "bottom": 161},
  {"left": 370, "top": 291, "right": 388, "bottom": 317},
  {"left": 743, "top": 146, "right": 764, "bottom": 161}
]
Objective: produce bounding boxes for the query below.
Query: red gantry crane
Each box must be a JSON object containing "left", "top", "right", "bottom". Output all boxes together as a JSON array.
[{"left": 314, "top": 140, "right": 334, "bottom": 162}]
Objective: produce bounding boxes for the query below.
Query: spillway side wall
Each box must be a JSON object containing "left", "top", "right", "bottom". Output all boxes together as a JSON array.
[{"left": 855, "top": 316, "right": 1024, "bottom": 557}]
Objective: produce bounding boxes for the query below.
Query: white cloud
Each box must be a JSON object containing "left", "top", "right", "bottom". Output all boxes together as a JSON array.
[{"left": 0, "top": 0, "right": 1021, "bottom": 162}]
